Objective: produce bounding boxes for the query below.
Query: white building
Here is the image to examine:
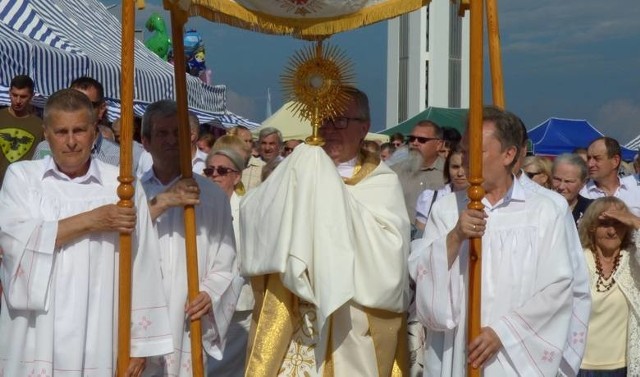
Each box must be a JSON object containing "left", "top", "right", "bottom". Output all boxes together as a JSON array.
[{"left": 386, "top": 1, "right": 469, "bottom": 128}]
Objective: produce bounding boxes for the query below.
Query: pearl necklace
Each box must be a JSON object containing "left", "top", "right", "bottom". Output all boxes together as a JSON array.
[{"left": 593, "top": 251, "right": 622, "bottom": 293}]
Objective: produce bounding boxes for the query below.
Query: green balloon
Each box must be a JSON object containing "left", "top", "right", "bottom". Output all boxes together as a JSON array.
[{"left": 144, "top": 12, "right": 172, "bottom": 61}]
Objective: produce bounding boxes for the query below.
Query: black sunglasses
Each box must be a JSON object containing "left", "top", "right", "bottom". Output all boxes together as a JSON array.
[
  {"left": 408, "top": 135, "right": 440, "bottom": 144},
  {"left": 203, "top": 166, "right": 238, "bottom": 177},
  {"left": 525, "top": 171, "right": 541, "bottom": 179}
]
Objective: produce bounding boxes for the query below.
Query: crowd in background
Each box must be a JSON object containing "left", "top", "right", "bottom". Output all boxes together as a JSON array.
[{"left": 1, "top": 74, "right": 640, "bottom": 377}]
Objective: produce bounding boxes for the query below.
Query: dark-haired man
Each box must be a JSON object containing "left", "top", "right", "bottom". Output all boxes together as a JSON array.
[
  {"left": 580, "top": 136, "right": 640, "bottom": 216},
  {"left": 0, "top": 75, "right": 43, "bottom": 183}
]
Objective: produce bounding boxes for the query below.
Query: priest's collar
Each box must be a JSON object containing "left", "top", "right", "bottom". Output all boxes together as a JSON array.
[{"left": 42, "top": 155, "right": 102, "bottom": 184}]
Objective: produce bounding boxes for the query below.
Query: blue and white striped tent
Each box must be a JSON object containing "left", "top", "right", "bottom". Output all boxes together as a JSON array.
[{"left": 0, "top": 0, "right": 260, "bottom": 129}]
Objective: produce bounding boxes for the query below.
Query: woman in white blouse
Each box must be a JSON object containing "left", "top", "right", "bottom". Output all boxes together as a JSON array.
[{"left": 577, "top": 197, "right": 640, "bottom": 377}]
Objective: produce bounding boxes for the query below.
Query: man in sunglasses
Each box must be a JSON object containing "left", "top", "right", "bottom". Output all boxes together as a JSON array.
[
  {"left": 282, "top": 139, "right": 303, "bottom": 157},
  {"left": 139, "top": 100, "right": 242, "bottom": 376},
  {"left": 391, "top": 120, "right": 445, "bottom": 225}
]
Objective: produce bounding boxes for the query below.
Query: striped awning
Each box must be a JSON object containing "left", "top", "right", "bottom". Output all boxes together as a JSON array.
[
  {"left": 0, "top": 0, "right": 258, "bottom": 128},
  {"left": 0, "top": 84, "right": 261, "bottom": 129}
]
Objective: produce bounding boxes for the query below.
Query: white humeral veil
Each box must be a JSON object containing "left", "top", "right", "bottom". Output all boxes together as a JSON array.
[{"left": 240, "top": 144, "right": 410, "bottom": 374}]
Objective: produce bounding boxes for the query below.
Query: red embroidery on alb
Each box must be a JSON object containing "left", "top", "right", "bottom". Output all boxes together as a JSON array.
[
  {"left": 572, "top": 331, "right": 585, "bottom": 344},
  {"left": 541, "top": 350, "right": 555, "bottom": 363},
  {"left": 138, "top": 316, "right": 152, "bottom": 330}
]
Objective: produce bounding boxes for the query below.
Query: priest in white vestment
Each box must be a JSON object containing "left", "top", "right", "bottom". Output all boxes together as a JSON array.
[
  {"left": 137, "top": 100, "right": 242, "bottom": 377},
  {"left": 0, "top": 89, "right": 173, "bottom": 377},
  {"left": 241, "top": 87, "right": 411, "bottom": 376},
  {"left": 410, "top": 107, "right": 575, "bottom": 376}
]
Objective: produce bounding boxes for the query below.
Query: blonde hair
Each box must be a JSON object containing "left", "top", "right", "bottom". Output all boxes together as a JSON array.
[
  {"left": 523, "top": 155, "right": 552, "bottom": 188},
  {"left": 212, "top": 135, "right": 251, "bottom": 162},
  {"left": 578, "top": 197, "right": 633, "bottom": 251}
]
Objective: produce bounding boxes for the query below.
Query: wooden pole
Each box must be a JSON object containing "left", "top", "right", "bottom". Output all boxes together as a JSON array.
[
  {"left": 486, "top": 0, "right": 505, "bottom": 108},
  {"left": 117, "top": 0, "right": 135, "bottom": 375},
  {"left": 467, "top": 0, "right": 485, "bottom": 376},
  {"left": 166, "top": 3, "right": 205, "bottom": 376}
]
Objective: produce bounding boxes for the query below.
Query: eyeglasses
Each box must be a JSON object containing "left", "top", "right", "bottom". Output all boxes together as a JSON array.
[
  {"left": 408, "top": 135, "right": 440, "bottom": 144},
  {"left": 392, "top": 141, "right": 403, "bottom": 147},
  {"left": 203, "top": 165, "right": 238, "bottom": 177},
  {"left": 525, "top": 171, "right": 541, "bottom": 179},
  {"left": 322, "top": 116, "right": 366, "bottom": 129}
]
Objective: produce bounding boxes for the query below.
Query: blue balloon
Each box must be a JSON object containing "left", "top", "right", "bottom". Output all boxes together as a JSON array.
[{"left": 184, "top": 29, "right": 203, "bottom": 58}]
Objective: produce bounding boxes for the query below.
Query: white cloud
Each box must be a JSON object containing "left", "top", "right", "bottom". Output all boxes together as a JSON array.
[{"left": 595, "top": 98, "right": 640, "bottom": 144}]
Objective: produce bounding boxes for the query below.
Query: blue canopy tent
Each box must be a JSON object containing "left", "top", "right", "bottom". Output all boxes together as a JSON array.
[
  {"left": 529, "top": 117, "right": 636, "bottom": 161},
  {"left": 0, "top": 0, "right": 259, "bottom": 128}
]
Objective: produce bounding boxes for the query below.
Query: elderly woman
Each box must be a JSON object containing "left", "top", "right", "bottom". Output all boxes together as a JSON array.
[
  {"left": 522, "top": 155, "right": 553, "bottom": 188},
  {"left": 578, "top": 197, "right": 640, "bottom": 376},
  {"left": 204, "top": 145, "right": 252, "bottom": 377},
  {"left": 552, "top": 153, "right": 593, "bottom": 226}
]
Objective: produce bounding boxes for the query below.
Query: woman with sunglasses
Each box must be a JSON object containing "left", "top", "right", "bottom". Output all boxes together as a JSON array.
[
  {"left": 204, "top": 145, "right": 252, "bottom": 377},
  {"left": 522, "top": 155, "right": 553, "bottom": 188},
  {"left": 577, "top": 197, "right": 640, "bottom": 376}
]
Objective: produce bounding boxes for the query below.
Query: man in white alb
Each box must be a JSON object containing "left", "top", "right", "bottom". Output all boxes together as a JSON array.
[
  {"left": 0, "top": 89, "right": 172, "bottom": 376},
  {"left": 138, "top": 100, "right": 241, "bottom": 376},
  {"left": 410, "top": 106, "right": 574, "bottom": 376}
]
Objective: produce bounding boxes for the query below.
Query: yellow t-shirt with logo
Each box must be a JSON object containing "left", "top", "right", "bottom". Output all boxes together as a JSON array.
[{"left": 0, "top": 107, "right": 43, "bottom": 184}]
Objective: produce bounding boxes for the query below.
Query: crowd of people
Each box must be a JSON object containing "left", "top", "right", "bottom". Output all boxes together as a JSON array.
[{"left": 1, "top": 74, "right": 640, "bottom": 377}]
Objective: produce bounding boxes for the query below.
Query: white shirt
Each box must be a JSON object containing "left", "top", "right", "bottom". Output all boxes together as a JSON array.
[
  {"left": 580, "top": 175, "right": 640, "bottom": 216},
  {"left": 139, "top": 170, "right": 242, "bottom": 376},
  {"left": 192, "top": 148, "right": 209, "bottom": 176},
  {"left": 410, "top": 179, "right": 574, "bottom": 376},
  {"left": 415, "top": 184, "right": 453, "bottom": 224},
  {"left": 0, "top": 157, "right": 172, "bottom": 377}
]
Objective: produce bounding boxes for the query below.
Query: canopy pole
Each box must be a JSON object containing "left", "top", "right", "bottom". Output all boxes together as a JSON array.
[
  {"left": 117, "top": 0, "right": 136, "bottom": 375},
  {"left": 467, "top": 0, "right": 485, "bottom": 376},
  {"left": 165, "top": 2, "right": 205, "bottom": 376},
  {"left": 486, "top": 0, "right": 505, "bottom": 108}
]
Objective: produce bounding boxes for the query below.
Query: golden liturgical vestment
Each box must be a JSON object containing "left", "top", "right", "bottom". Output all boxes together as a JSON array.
[{"left": 239, "top": 145, "right": 410, "bottom": 376}]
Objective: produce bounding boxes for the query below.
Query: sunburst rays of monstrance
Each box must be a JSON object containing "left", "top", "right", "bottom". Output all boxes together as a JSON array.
[{"left": 281, "top": 40, "right": 355, "bottom": 146}]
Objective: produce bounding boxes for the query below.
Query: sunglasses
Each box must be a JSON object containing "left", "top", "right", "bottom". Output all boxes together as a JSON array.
[
  {"left": 525, "top": 171, "right": 541, "bottom": 179},
  {"left": 284, "top": 147, "right": 294, "bottom": 153},
  {"left": 408, "top": 135, "right": 440, "bottom": 144},
  {"left": 203, "top": 165, "right": 238, "bottom": 177}
]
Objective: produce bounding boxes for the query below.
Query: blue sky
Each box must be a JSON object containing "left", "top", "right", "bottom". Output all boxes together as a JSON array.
[{"left": 104, "top": 0, "right": 640, "bottom": 145}]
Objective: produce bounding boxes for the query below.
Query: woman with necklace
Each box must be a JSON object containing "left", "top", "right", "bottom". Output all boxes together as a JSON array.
[{"left": 578, "top": 197, "right": 640, "bottom": 376}]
